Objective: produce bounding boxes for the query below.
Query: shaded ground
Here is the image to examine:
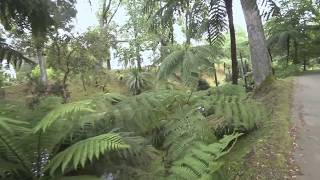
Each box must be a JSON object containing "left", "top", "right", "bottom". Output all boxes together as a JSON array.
[{"left": 292, "top": 73, "right": 320, "bottom": 180}]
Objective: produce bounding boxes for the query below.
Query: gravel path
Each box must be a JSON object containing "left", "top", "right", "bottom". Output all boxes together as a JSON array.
[{"left": 293, "top": 73, "right": 320, "bottom": 180}]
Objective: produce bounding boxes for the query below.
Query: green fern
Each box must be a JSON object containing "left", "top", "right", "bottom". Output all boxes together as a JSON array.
[
  {"left": 34, "top": 100, "right": 95, "bottom": 132},
  {"left": 157, "top": 45, "right": 222, "bottom": 86},
  {"left": 0, "top": 117, "right": 33, "bottom": 177},
  {"left": 47, "top": 133, "right": 130, "bottom": 175},
  {"left": 169, "top": 133, "right": 242, "bottom": 180}
]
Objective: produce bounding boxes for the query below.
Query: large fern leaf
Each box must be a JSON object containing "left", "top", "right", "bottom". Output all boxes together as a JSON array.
[
  {"left": 47, "top": 133, "right": 130, "bottom": 175},
  {"left": 34, "top": 100, "right": 95, "bottom": 132},
  {"left": 169, "top": 133, "right": 242, "bottom": 180}
]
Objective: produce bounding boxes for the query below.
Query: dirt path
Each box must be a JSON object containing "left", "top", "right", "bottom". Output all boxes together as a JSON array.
[{"left": 292, "top": 73, "right": 320, "bottom": 180}]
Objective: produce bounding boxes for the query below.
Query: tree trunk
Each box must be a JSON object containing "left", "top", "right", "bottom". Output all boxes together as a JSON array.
[
  {"left": 240, "top": 0, "right": 272, "bottom": 87},
  {"left": 225, "top": 0, "right": 238, "bottom": 85},
  {"left": 213, "top": 63, "right": 219, "bottom": 87},
  {"left": 185, "top": 2, "right": 191, "bottom": 46},
  {"left": 268, "top": 48, "right": 275, "bottom": 75},
  {"left": 293, "top": 41, "right": 299, "bottom": 64},
  {"left": 106, "top": 58, "right": 111, "bottom": 70},
  {"left": 286, "top": 37, "right": 290, "bottom": 66},
  {"left": 80, "top": 74, "right": 87, "bottom": 92},
  {"left": 133, "top": 26, "right": 142, "bottom": 70},
  {"left": 36, "top": 47, "right": 48, "bottom": 86},
  {"left": 240, "top": 52, "right": 248, "bottom": 89}
]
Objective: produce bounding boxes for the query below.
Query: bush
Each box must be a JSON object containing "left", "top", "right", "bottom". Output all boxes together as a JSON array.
[
  {"left": 31, "top": 65, "right": 57, "bottom": 80},
  {"left": 274, "top": 62, "right": 301, "bottom": 78},
  {"left": 197, "top": 79, "right": 210, "bottom": 91}
]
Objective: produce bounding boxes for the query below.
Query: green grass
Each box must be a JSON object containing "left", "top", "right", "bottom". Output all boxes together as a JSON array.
[{"left": 222, "top": 78, "right": 294, "bottom": 179}]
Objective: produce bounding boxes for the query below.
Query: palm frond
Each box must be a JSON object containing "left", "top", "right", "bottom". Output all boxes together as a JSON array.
[{"left": 0, "top": 41, "right": 35, "bottom": 68}]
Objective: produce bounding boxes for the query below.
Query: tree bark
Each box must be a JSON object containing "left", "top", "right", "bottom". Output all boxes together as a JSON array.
[
  {"left": 36, "top": 47, "right": 48, "bottom": 86},
  {"left": 185, "top": 1, "right": 191, "bottom": 46},
  {"left": 213, "top": 63, "right": 219, "bottom": 87},
  {"left": 225, "top": 0, "right": 238, "bottom": 85},
  {"left": 293, "top": 40, "right": 299, "bottom": 64},
  {"left": 240, "top": 0, "right": 272, "bottom": 87},
  {"left": 106, "top": 58, "right": 111, "bottom": 70},
  {"left": 133, "top": 26, "right": 142, "bottom": 70}
]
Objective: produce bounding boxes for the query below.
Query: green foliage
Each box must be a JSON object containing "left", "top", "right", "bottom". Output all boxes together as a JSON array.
[
  {"left": 169, "top": 133, "right": 242, "bottom": 180},
  {"left": 274, "top": 62, "right": 302, "bottom": 78},
  {"left": 126, "top": 69, "right": 152, "bottom": 95},
  {"left": 33, "top": 100, "right": 94, "bottom": 132},
  {"left": 0, "top": 40, "right": 35, "bottom": 69},
  {"left": 158, "top": 45, "right": 222, "bottom": 86},
  {"left": 31, "top": 66, "right": 56, "bottom": 80},
  {"left": 47, "top": 133, "right": 130, "bottom": 175},
  {"left": 0, "top": 82, "right": 265, "bottom": 180}
]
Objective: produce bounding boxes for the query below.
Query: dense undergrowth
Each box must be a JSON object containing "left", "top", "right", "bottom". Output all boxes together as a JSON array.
[
  {"left": 222, "top": 78, "right": 294, "bottom": 179},
  {"left": 0, "top": 82, "right": 268, "bottom": 180}
]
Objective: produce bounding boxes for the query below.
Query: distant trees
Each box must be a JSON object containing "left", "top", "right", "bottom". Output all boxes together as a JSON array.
[
  {"left": 266, "top": 0, "right": 320, "bottom": 72},
  {"left": 0, "top": 0, "right": 77, "bottom": 86}
]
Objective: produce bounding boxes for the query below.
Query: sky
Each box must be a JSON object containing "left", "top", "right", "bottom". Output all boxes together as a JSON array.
[
  {"left": 74, "top": 0, "right": 247, "bottom": 33},
  {"left": 73, "top": 0, "right": 247, "bottom": 68}
]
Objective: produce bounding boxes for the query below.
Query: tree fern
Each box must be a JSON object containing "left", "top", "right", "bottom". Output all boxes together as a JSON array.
[
  {"left": 0, "top": 39, "right": 35, "bottom": 68},
  {"left": 47, "top": 133, "right": 130, "bottom": 175},
  {"left": 207, "top": 0, "right": 227, "bottom": 46},
  {"left": 0, "top": 117, "right": 33, "bottom": 177},
  {"left": 158, "top": 45, "right": 222, "bottom": 85},
  {"left": 169, "top": 133, "right": 242, "bottom": 180},
  {"left": 34, "top": 100, "right": 95, "bottom": 132}
]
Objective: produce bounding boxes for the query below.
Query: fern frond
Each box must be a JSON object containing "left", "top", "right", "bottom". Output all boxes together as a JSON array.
[
  {"left": 158, "top": 49, "right": 185, "bottom": 80},
  {"left": 0, "top": 41, "right": 36, "bottom": 69},
  {"left": 34, "top": 100, "right": 95, "bottom": 132},
  {"left": 0, "top": 117, "right": 33, "bottom": 175},
  {"left": 207, "top": 0, "right": 227, "bottom": 46},
  {"left": 169, "top": 133, "right": 242, "bottom": 179},
  {"left": 47, "top": 133, "right": 130, "bottom": 175}
]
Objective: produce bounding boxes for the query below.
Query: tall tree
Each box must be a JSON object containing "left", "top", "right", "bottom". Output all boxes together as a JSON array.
[
  {"left": 98, "top": 0, "right": 122, "bottom": 70},
  {"left": 225, "top": 0, "right": 238, "bottom": 84},
  {"left": 241, "top": 0, "right": 272, "bottom": 87}
]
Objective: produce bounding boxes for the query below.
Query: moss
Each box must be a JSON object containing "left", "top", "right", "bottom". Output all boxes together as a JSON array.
[{"left": 222, "top": 78, "right": 294, "bottom": 179}]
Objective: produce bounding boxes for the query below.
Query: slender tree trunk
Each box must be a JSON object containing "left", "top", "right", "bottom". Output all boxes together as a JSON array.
[
  {"left": 80, "top": 74, "right": 87, "bottom": 92},
  {"left": 62, "top": 64, "right": 70, "bottom": 103},
  {"left": 106, "top": 57, "right": 111, "bottom": 70},
  {"left": 185, "top": 2, "right": 191, "bottom": 46},
  {"left": 268, "top": 48, "right": 275, "bottom": 75},
  {"left": 213, "top": 63, "right": 219, "bottom": 87},
  {"left": 293, "top": 41, "right": 299, "bottom": 64},
  {"left": 36, "top": 47, "right": 48, "bottom": 86},
  {"left": 240, "top": 52, "right": 248, "bottom": 89},
  {"left": 225, "top": 0, "right": 238, "bottom": 85},
  {"left": 133, "top": 26, "right": 142, "bottom": 70},
  {"left": 286, "top": 37, "right": 290, "bottom": 66},
  {"left": 240, "top": 0, "right": 272, "bottom": 87}
]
